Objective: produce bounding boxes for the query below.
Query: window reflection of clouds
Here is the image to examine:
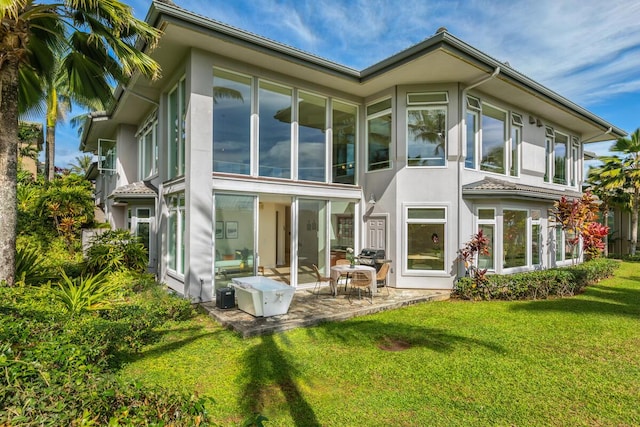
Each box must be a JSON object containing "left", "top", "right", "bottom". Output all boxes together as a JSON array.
[
  {"left": 259, "top": 82, "right": 292, "bottom": 178},
  {"left": 213, "top": 70, "right": 251, "bottom": 174}
]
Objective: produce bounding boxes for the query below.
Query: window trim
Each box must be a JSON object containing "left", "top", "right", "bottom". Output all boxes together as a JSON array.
[
  {"left": 403, "top": 204, "right": 449, "bottom": 276},
  {"left": 407, "top": 91, "right": 449, "bottom": 105},
  {"left": 476, "top": 207, "right": 496, "bottom": 271},
  {"left": 366, "top": 97, "right": 393, "bottom": 172},
  {"left": 406, "top": 105, "right": 448, "bottom": 168},
  {"left": 167, "top": 193, "right": 185, "bottom": 277},
  {"left": 137, "top": 111, "right": 158, "bottom": 180}
]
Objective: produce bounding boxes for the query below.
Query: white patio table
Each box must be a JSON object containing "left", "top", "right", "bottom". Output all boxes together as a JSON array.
[{"left": 329, "top": 264, "right": 377, "bottom": 297}]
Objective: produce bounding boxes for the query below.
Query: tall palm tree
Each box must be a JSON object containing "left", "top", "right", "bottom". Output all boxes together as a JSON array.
[
  {"left": 598, "top": 128, "right": 640, "bottom": 255},
  {"left": 69, "top": 154, "right": 93, "bottom": 176},
  {"left": 0, "top": 0, "right": 160, "bottom": 285}
]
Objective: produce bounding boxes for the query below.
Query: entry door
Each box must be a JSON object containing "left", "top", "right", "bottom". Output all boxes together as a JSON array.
[{"left": 367, "top": 217, "right": 386, "bottom": 251}]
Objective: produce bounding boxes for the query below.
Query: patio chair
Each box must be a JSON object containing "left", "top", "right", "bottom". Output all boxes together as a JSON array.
[
  {"left": 335, "top": 258, "right": 351, "bottom": 291},
  {"left": 348, "top": 271, "right": 373, "bottom": 303},
  {"left": 311, "top": 264, "right": 334, "bottom": 297},
  {"left": 376, "top": 262, "right": 391, "bottom": 296}
]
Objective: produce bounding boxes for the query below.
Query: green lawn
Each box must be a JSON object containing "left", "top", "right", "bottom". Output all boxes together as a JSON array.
[{"left": 118, "top": 262, "right": 640, "bottom": 426}]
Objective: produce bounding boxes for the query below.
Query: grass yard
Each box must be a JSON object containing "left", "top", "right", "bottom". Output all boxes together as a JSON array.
[{"left": 118, "top": 262, "right": 640, "bottom": 426}]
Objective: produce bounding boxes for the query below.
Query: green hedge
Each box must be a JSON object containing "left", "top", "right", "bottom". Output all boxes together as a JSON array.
[
  {"left": 453, "top": 258, "right": 619, "bottom": 301},
  {"left": 0, "top": 279, "right": 210, "bottom": 426}
]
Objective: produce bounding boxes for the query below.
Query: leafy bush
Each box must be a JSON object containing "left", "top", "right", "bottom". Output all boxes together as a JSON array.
[
  {"left": 0, "top": 282, "right": 207, "bottom": 426},
  {"left": 54, "top": 270, "right": 124, "bottom": 315},
  {"left": 84, "top": 229, "right": 148, "bottom": 274},
  {"left": 453, "top": 258, "right": 619, "bottom": 301},
  {"left": 15, "top": 246, "right": 55, "bottom": 286}
]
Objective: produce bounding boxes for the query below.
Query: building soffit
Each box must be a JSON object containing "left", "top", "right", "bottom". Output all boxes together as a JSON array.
[{"left": 81, "top": 0, "right": 625, "bottom": 152}]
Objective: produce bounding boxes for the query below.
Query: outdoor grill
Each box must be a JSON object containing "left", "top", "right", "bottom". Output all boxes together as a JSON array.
[{"left": 357, "top": 248, "right": 386, "bottom": 272}]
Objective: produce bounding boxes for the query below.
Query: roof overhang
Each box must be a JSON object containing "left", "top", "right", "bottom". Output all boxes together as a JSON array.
[
  {"left": 462, "top": 177, "right": 583, "bottom": 202},
  {"left": 80, "top": 0, "right": 626, "bottom": 151}
]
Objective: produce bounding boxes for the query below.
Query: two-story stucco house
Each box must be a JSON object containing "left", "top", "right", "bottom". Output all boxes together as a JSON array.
[{"left": 80, "top": 1, "right": 625, "bottom": 302}]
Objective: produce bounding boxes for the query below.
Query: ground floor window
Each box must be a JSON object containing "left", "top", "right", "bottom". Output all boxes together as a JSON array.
[
  {"left": 531, "top": 211, "right": 541, "bottom": 266},
  {"left": 406, "top": 207, "right": 446, "bottom": 272},
  {"left": 167, "top": 193, "right": 185, "bottom": 275},
  {"left": 503, "top": 209, "right": 528, "bottom": 269},
  {"left": 477, "top": 208, "right": 495, "bottom": 270}
]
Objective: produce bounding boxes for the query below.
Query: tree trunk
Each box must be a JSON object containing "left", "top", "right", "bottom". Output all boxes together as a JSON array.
[
  {"left": 45, "top": 124, "right": 55, "bottom": 181},
  {"left": 631, "top": 189, "right": 639, "bottom": 256},
  {"left": 0, "top": 60, "right": 20, "bottom": 286},
  {"left": 602, "top": 204, "right": 609, "bottom": 258}
]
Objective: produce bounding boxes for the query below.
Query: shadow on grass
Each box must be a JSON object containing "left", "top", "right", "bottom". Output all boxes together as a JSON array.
[
  {"left": 240, "top": 334, "right": 320, "bottom": 427},
  {"left": 238, "top": 320, "right": 504, "bottom": 426},
  {"left": 114, "top": 326, "right": 223, "bottom": 367},
  {"left": 511, "top": 281, "right": 640, "bottom": 318},
  {"left": 312, "top": 320, "right": 505, "bottom": 354}
]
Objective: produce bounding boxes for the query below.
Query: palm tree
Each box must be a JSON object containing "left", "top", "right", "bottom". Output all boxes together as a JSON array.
[
  {"left": 598, "top": 128, "right": 640, "bottom": 255},
  {"left": 586, "top": 162, "right": 630, "bottom": 257},
  {"left": 0, "top": 0, "right": 160, "bottom": 285},
  {"left": 69, "top": 154, "right": 93, "bottom": 176}
]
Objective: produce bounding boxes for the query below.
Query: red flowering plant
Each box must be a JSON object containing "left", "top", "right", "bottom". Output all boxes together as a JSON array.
[
  {"left": 457, "top": 229, "right": 490, "bottom": 287},
  {"left": 583, "top": 222, "right": 609, "bottom": 260},
  {"left": 552, "top": 191, "right": 600, "bottom": 263}
]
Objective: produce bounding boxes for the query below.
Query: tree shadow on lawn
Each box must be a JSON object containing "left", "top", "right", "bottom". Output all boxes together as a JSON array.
[
  {"left": 238, "top": 321, "right": 504, "bottom": 426},
  {"left": 114, "top": 326, "right": 224, "bottom": 367},
  {"left": 240, "top": 333, "right": 321, "bottom": 427},
  {"left": 510, "top": 281, "right": 640, "bottom": 318}
]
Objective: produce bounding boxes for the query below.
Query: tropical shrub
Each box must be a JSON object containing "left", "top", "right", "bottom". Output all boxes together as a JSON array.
[
  {"left": 54, "top": 270, "right": 122, "bottom": 315},
  {"left": 0, "top": 279, "right": 207, "bottom": 426},
  {"left": 14, "top": 245, "right": 55, "bottom": 286},
  {"left": 84, "top": 229, "right": 148, "bottom": 274},
  {"left": 453, "top": 258, "right": 619, "bottom": 300}
]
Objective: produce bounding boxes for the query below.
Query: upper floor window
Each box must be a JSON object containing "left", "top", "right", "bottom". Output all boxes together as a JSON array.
[
  {"left": 407, "top": 92, "right": 447, "bottom": 167},
  {"left": 571, "top": 137, "right": 580, "bottom": 187},
  {"left": 298, "top": 91, "right": 327, "bottom": 182},
  {"left": 98, "top": 138, "right": 116, "bottom": 174},
  {"left": 510, "top": 113, "right": 522, "bottom": 177},
  {"left": 466, "top": 97, "right": 520, "bottom": 176},
  {"left": 332, "top": 101, "right": 357, "bottom": 184},
  {"left": 138, "top": 112, "right": 158, "bottom": 180},
  {"left": 259, "top": 80, "right": 292, "bottom": 179},
  {"left": 480, "top": 103, "right": 507, "bottom": 174},
  {"left": 554, "top": 132, "right": 568, "bottom": 184},
  {"left": 213, "top": 68, "right": 252, "bottom": 175},
  {"left": 366, "top": 98, "right": 392, "bottom": 171},
  {"left": 167, "top": 78, "right": 186, "bottom": 180}
]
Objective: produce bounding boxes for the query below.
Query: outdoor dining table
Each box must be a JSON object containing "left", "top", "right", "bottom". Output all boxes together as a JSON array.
[{"left": 329, "top": 264, "right": 377, "bottom": 297}]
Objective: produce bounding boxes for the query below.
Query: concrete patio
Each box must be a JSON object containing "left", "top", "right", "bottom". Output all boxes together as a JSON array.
[{"left": 201, "top": 286, "right": 450, "bottom": 338}]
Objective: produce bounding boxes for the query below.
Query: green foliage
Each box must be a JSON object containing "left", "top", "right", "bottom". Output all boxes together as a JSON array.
[
  {"left": 15, "top": 245, "right": 55, "bottom": 286},
  {"left": 84, "top": 229, "right": 148, "bottom": 274},
  {"left": 54, "top": 270, "right": 121, "bottom": 315},
  {"left": 453, "top": 258, "right": 619, "bottom": 300},
  {"left": 37, "top": 174, "right": 95, "bottom": 247},
  {"left": 0, "top": 277, "right": 206, "bottom": 425}
]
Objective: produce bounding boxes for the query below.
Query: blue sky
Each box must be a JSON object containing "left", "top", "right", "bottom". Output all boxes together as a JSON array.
[{"left": 52, "top": 0, "right": 640, "bottom": 167}]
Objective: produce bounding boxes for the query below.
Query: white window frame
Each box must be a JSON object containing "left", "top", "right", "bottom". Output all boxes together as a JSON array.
[
  {"left": 502, "top": 207, "right": 530, "bottom": 271},
  {"left": 465, "top": 98, "right": 480, "bottom": 169},
  {"left": 476, "top": 208, "right": 496, "bottom": 271},
  {"left": 138, "top": 111, "right": 158, "bottom": 180},
  {"left": 366, "top": 97, "right": 393, "bottom": 172},
  {"left": 403, "top": 204, "right": 449, "bottom": 276},
  {"left": 510, "top": 113, "right": 522, "bottom": 177},
  {"left": 406, "top": 104, "right": 448, "bottom": 168},
  {"left": 97, "top": 138, "right": 116, "bottom": 174},
  {"left": 167, "top": 78, "right": 186, "bottom": 180},
  {"left": 167, "top": 193, "right": 185, "bottom": 276}
]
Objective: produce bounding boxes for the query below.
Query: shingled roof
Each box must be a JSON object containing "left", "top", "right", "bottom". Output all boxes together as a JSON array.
[
  {"left": 109, "top": 181, "right": 157, "bottom": 200},
  {"left": 462, "top": 177, "right": 582, "bottom": 201}
]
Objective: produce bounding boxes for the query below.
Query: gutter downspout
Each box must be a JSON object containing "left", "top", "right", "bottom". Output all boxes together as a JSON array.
[{"left": 457, "top": 67, "right": 500, "bottom": 278}]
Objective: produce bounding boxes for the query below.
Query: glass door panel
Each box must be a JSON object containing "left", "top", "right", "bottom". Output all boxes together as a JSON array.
[
  {"left": 297, "top": 199, "right": 326, "bottom": 286},
  {"left": 214, "top": 194, "right": 255, "bottom": 290}
]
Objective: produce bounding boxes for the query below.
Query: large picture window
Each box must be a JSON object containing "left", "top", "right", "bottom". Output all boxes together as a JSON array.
[
  {"left": 406, "top": 207, "right": 446, "bottom": 272},
  {"left": 213, "top": 69, "right": 252, "bottom": 174},
  {"left": 298, "top": 91, "right": 327, "bottom": 182},
  {"left": 332, "top": 101, "right": 357, "bottom": 184},
  {"left": 259, "top": 81, "right": 292, "bottom": 178},
  {"left": 503, "top": 209, "right": 527, "bottom": 269},
  {"left": 407, "top": 106, "right": 447, "bottom": 166},
  {"left": 367, "top": 98, "right": 392, "bottom": 171},
  {"left": 480, "top": 104, "right": 507, "bottom": 174}
]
